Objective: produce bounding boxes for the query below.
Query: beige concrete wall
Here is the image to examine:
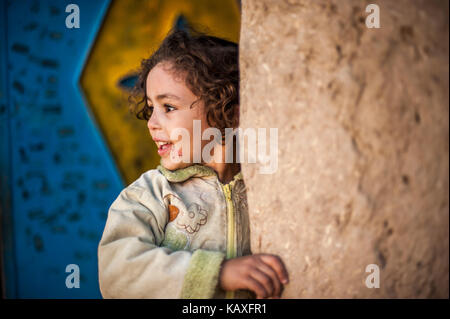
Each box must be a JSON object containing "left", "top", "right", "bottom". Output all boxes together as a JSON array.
[{"left": 239, "top": 0, "right": 448, "bottom": 298}]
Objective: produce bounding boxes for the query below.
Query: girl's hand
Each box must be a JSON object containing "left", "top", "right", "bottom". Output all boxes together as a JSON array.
[{"left": 218, "top": 254, "right": 289, "bottom": 299}]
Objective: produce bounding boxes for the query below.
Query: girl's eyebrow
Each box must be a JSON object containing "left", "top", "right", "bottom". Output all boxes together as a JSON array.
[{"left": 147, "top": 93, "right": 181, "bottom": 103}]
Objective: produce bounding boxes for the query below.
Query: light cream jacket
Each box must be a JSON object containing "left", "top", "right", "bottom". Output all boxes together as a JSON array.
[{"left": 98, "top": 163, "right": 253, "bottom": 299}]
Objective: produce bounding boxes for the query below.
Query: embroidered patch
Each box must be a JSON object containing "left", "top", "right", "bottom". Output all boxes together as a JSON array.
[
  {"left": 168, "top": 204, "right": 180, "bottom": 222},
  {"left": 175, "top": 203, "right": 208, "bottom": 234},
  {"left": 161, "top": 225, "right": 188, "bottom": 251}
]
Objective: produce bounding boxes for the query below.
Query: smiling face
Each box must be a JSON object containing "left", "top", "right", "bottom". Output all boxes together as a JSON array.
[{"left": 146, "top": 62, "right": 213, "bottom": 170}]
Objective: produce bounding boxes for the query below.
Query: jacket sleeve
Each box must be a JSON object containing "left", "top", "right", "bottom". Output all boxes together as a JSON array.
[{"left": 98, "top": 182, "right": 226, "bottom": 299}]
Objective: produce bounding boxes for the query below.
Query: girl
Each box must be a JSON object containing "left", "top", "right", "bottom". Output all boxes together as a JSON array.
[{"left": 98, "top": 28, "right": 289, "bottom": 299}]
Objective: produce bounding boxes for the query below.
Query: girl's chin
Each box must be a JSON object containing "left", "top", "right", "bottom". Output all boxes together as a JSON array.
[{"left": 160, "top": 159, "right": 192, "bottom": 171}]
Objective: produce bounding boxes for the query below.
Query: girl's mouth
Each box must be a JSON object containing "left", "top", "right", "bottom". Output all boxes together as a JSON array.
[{"left": 156, "top": 141, "right": 173, "bottom": 157}]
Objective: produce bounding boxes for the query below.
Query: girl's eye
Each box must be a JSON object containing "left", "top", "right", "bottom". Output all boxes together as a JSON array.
[{"left": 164, "top": 104, "right": 176, "bottom": 113}]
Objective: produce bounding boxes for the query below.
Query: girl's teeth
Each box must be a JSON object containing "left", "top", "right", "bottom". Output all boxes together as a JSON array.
[{"left": 157, "top": 141, "right": 171, "bottom": 148}]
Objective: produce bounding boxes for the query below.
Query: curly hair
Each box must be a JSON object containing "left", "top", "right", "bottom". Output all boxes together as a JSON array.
[{"left": 129, "top": 27, "right": 240, "bottom": 136}]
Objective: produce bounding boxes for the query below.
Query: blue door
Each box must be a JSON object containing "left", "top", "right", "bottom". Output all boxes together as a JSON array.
[
  {"left": 0, "top": 0, "right": 123, "bottom": 298},
  {"left": 0, "top": 0, "right": 240, "bottom": 298}
]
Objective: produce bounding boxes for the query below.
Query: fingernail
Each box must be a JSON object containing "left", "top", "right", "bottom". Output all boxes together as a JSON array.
[{"left": 282, "top": 279, "right": 289, "bottom": 284}]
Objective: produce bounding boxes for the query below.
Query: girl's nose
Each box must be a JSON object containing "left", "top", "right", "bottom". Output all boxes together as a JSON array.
[{"left": 147, "top": 111, "right": 161, "bottom": 131}]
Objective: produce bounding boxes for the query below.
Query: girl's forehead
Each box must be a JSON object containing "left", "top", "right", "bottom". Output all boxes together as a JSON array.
[
  {"left": 146, "top": 63, "right": 194, "bottom": 100},
  {"left": 147, "top": 64, "right": 180, "bottom": 88}
]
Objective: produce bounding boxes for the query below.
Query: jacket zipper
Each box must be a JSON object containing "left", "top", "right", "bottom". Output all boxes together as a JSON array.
[{"left": 222, "top": 183, "right": 236, "bottom": 299}]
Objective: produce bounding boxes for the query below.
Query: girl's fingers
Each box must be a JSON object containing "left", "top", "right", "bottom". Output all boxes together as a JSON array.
[
  {"left": 249, "top": 268, "right": 275, "bottom": 298},
  {"left": 246, "top": 276, "right": 269, "bottom": 299},
  {"left": 256, "top": 260, "right": 282, "bottom": 297},
  {"left": 260, "top": 254, "right": 289, "bottom": 284}
]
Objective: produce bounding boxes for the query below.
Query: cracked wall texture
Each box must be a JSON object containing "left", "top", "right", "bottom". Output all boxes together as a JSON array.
[{"left": 239, "top": 0, "right": 449, "bottom": 298}]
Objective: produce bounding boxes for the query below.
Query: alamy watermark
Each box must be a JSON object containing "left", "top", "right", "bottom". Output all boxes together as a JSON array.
[
  {"left": 365, "top": 264, "right": 380, "bottom": 288},
  {"left": 65, "top": 264, "right": 80, "bottom": 289},
  {"left": 65, "top": 4, "right": 380, "bottom": 30},
  {"left": 166, "top": 120, "right": 278, "bottom": 174},
  {"left": 365, "top": 4, "right": 380, "bottom": 28},
  {"left": 65, "top": 4, "right": 80, "bottom": 29}
]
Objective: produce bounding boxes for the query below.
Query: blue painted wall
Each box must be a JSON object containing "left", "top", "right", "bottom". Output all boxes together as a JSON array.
[{"left": 0, "top": 0, "right": 123, "bottom": 298}]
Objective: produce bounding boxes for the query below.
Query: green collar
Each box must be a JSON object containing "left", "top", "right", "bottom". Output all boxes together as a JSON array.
[{"left": 157, "top": 162, "right": 243, "bottom": 185}]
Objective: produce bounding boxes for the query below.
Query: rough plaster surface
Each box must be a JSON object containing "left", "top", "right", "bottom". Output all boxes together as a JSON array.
[{"left": 239, "top": 0, "right": 449, "bottom": 298}]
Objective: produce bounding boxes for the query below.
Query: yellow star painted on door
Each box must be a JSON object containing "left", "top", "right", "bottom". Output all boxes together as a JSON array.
[{"left": 80, "top": 0, "right": 240, "bottom": 184}]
